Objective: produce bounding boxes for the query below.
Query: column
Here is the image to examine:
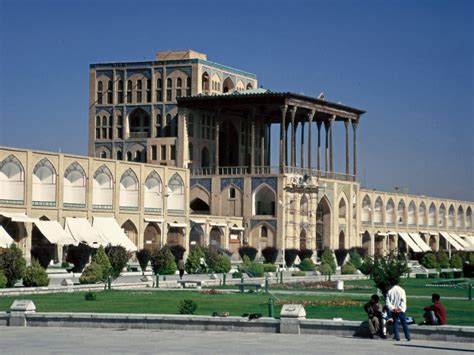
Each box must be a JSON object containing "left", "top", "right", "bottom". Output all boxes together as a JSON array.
[
  {"left": 300, "top": 122, "right": 305, "bottom": 171},
  {"left": 352, "top": 119, "right": 359, "bottom": 178},
  {"left": 279, "top": 105, "right": 288, "bottom": 173},
  {"left": 290, "top": 106, "right": 297, "bottom": 170},
  {"left": 260, "top": 122, "right": 265, "bottom": 168},
  {"left": 317, "top": 121, "right": 322, "bottom": 174},
  {"left": 329, "top": 115, "right": 335, "bottom": 174},
  {"left": 345, "top": 119, "right": 350, "bottom": 175},
  {"left": 251, "top": 119, "right": 255, "bottom": 173},
  {"left": 324, "top": 120, "right": 330, "bottom": 173},
  {"left": 307, "top": 110, "right": 315, "bottom": 171},
  {"left": 215, "top": 110, "right": 220, "bottom": 174}
]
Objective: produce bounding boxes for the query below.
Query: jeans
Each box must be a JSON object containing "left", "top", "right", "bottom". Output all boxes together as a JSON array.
[
  {"left": 391, "top": 311, "right": 411, "bottom": 340},
  {"left": 424, "top": 310, "right": 439, "bottom": 325}
]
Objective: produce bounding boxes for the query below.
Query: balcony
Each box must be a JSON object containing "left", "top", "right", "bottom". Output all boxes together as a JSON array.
[{"left": 129, "top": 132, "right": 150, "bottom": 139}]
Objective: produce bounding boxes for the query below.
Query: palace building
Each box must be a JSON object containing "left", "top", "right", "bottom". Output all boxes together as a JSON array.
[{"left": 0, "top": 50, "right": 472, "bottom": 262}]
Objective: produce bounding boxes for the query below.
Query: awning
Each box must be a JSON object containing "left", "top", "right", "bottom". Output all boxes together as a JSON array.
[
  {"left": 0, "top": 212, "right": 38, "bottom": 223},
  {"left": 398, "top": 233, "right": 423, "bottom": 253},
  {"left": 144, "top": 217, "right": 163, "bottom": 223},
  {"left": 388, "top": 231, "right": 397, "bottom": 235},
  {"left": 376, "top": 233, "right": 388, "bottom": 237},
  {"left": 34, "top": 221, "right": 77, "bottom": 245},
  {"left": 419, "top": 230, "right": 429, "bottom": 234},
  {"left": 93, "top": 217, "right": 137, "bottom": 252},
  {"left": 209, "top": 223, "right": 227, "bottom": 227},
  {"left": 64, "top": 218, "right": 105, "bottom": 247},
  {"left": 439, "top": 231, "right": 464, "bottom": 251},
  {"left": 429, "top": 231, "right": 438, "bottom": 236},
  {"left": 230, "top": 226, "right": 245, "bottom": 231},
  {"left": 408, "top": 232, "right": 432, "bottom": 252},
  {"left": 0, "top": 226, "right": 15, "bottom": 248},
  {"left": 463, "top": 236, "right": 474, "bottom": 248},
  {"left": 449, "top": 233, "right": 471, "bottom": 250},
  {"left": 190, "top": 219, "right": 207, "bottom": 224},
  {"left": 169, "top": 223, "right": 187, "bottom": 228}
]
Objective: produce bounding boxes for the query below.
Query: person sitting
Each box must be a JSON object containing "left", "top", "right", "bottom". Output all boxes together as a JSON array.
[
  {"left": 422, "top": 293, "right": 447, "bottom": 325},
  {"left": 364, "top": 294, "right": 383, "bottom": 338}
]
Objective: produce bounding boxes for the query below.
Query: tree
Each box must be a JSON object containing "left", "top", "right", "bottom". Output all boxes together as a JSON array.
[
  {"left": 213, "top": 255, "right": 231, "bottom": 273},
  {"left": 22, "top": 259, "right": 49, "bottom": 287},
  {"left": 66, "top": 243, "right": 93, "bottom": 273},
  {"left": 284, "top": 248, "right": 299, "bottom": 267},
  {"left": 169, "top": 245, "right": 186, "bottom": 264},
  {"left": 450, "top": 254, "right": 463, "bottom": 269},
  {"left": 298, "top": 258, "right": 315, "bottom": 271},
  {"left": 320, "top": 248, "right": 336, "bottom": 273},
  {"left": 238, "top": 246, "right": 258, "bottom": 261},
  {"left": 105, "top": 246, "right": 131, "bottom": 280},
  {"left": 262, "top": 247, "right": 279, "bottom": 264},
  {"left": 185, "top": 247, "right": 205, "bottom": 274},
  {"left": 370, "top": 253, "right": 410, "bottom": 297},
  {"left": 349, "top": 250, "right": 363, "bottom": 269},
  {"left": 91, "top": 246, "right": 112, "bottom": 282},
  {"left": 420, "top": 252, "right": 438, "bottom": 269},
  {"left": 0, "top": 244, "right": 26, "bottom": 287},
  {"left": 79, "top": 262, "right": 103, "bottom": 284},
  {"left": 150, "top": 246, "right": 176, "bottom": 275},
  {"left": 136, "top": 249, "right": 151, "bottom": 275},
  {"left": 203, "top": 246, "right": 219, "bottom": 272},
  {"left": 437, "top": 250, "right": 450, "bottom": 268}
]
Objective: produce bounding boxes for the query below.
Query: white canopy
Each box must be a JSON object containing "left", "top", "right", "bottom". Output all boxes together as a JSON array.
[
  {"left": 439, "top": 231, "right": 464, "bottom": 251},
  {"left": 64, "top": 217, "right": 105, "bottom": 248},
  {"left": 449, "top": 233, "right": 471, "bottom": 250},
  {"left": 169, "top": 223, "right": 187, "bottom": 228},
  {"left": 0, "top": 212, "right": 38, "bottom": 223},
  {"left": 0, "top": 226, "right": 15, "bottom": 248},
  {"left": 144, "top": 217, "right": 163, "bottom": 223},
  {"left": 209, "top": 223, "right": 227, "bottom": 227},
  {"left": 408, "top": 233, "right": 432, "bottom": 252},
  {"left": 34, "top": 220, "right": 77, "bottom": 245},
  {"left": 93, "top": 217, "right": 137, "bottom": 252},
  {"left": 398, "top": 232, "right": 423, "bottom": 253},
  {"left": 190, "top": 219, "right": 207, "bottom": 224},
  {"left": 462, "top": 236, "right": 474, "bottom": 248},
  {"left": 230, "top": 226, "right": 245, "bottom": 231}
]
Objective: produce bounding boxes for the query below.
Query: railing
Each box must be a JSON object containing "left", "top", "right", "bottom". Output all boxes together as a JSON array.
[
  {"left": 129, "top": 132, "right": 150, "bottom": 139},
  {"left": 190, "top": 165, "right": 356, "bottom": 182}
]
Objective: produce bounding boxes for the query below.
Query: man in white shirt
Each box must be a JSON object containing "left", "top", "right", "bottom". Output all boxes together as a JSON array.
[{"left": 385, "top": 281, "right": 411, "bottom": 341}]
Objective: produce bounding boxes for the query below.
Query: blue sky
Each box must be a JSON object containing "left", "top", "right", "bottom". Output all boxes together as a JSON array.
[{"left": 0, "top": 0, "right": 472, "bottom": 201}]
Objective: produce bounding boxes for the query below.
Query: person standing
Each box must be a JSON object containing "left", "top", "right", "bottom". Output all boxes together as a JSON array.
[
  {"left": 178, "top": 258, "right": 185, "bottom": 280},
  {"left": 385, "top": 281, "right": 411, "bottom": 341},
  {"left": 422, "top": 293, "right": 447, "bottom": 325},
  {"left": 364, "top": 294, "right": 383, "bottom": 338}
]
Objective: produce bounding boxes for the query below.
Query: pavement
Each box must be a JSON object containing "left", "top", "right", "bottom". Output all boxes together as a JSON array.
[{"left": 1, "top": 328, "right": 473, "bottom": 354}]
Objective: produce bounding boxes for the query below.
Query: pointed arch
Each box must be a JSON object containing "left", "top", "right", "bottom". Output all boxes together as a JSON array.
[
  {"left": 121, "top": 220, "right": 138, "bottom": 247},
  {"left": 300, "top": 228, "right": 307, "bottom": 250},
  {"left": 362, "top": 195, "right": 372, "bottom": 222},
  {"left": 338, "top": 230, "right": 345, "bottom": 249},
  {"left": 386, "top": 198, "right": 395, "bottom": 224},
  {"left": 190, "top": 198, "right": 210, "bottom": 214},
  {"left": 448, "top": 204, "right": 455, "bottom": 227},
  {"left": 408, "top": 201, "right": 416, "bottom": 225},
  {"left": 466, "top": 207, "right": 472, "bottom": 229},
  {"left": 338, "top": 195, "right": 347, "bottom": 219},
  {"left": 144, "top": 171, "right": 163, "bottom": 213},
  {"left": 167, "top": 173, "right": 185, "bottom": 213},
  {"left": 301, "top": 194, "right": 309, "bottom": 218},
  {"left": 190, "top": 224, "right": 204, "bottom": 251},
  {"left": 419, "top": 202, "right": 427, "bottom": 226},
  {"left": 32, "top": 158, "right": 57, "bottom": 206},
  {"left": 144, "top": 222, "right": 161, "bottom": 252},
  {"left": 456, "top": 206, "right": 464, "bottom": 228},
  {"left": 439, "top": 203, "right": 446, "bottom": 227},
  {"left": 120, "top": 168, "right": 139, "bottom": 210},
  {"left": 0, "top": 154, "right": 25, "bottom": 204},
  {"left": 316, "top": 196, "right": 331, "bottom": 250},
  {"left": 374, "top": 196, "right": 383, "bottom": 223},
  {"left": 167, "top": 222, "right": 184, "bottom": 246},
  {"left": 250, "top": 221, "right": 276, "bottom": 250},
  {"left": 63, "top": 161, "right": 86, "bottom": 207},
  {"left": 398, "top": 199, "right": 406, "bottom": 224},
  {"left": 222, "top": 77, "right": 235, "bottom": 93},
  {"left": 93, "top": 165, "right": 113, "bottom": 209},
  {"left": 202, "top": 71, "right": 210, "bottom": 91},
  {"left": 253, "top": 183, "right": 276, "bottom": 216},
  {"left": 428, "top": 202, "right": 437, "bottom": 226},
  {"left": 210, "top": 226, "right": 222, "bottom": 249},
  {"left": 362, "top": 231, "right": 372, "bottom": 255}
]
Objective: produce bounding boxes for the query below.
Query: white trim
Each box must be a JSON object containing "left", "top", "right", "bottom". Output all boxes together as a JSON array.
[
  {"left": 144, "top": 217, "right": 164, "bottom": 223},
  {"left": 190, "top": 219, "right": 207, "bottom": 224},
  {"left": 169, "top": 223, "right": 187, "bottom": 228}
]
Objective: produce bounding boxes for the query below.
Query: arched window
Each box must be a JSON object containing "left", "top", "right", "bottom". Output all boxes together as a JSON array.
[
  {"left": 386, "top": 198, "right": 395, "bottom": 224},
  {"left": 126, "top": 151, "right": 132, "bottom": 161},
  {"left": 457, "top": 206, "right": 464, "bottom": 228},
  {"left": 97, "top": 81, "right": 103, "bottom": 104},
  {"left": 338, "top": 198, "right": 346, "bottom": 219},
  {"left": 201, "top": 147, "right": 210, "bottom": 168},
  {"left": 129, "top": 108, "right": 150, "bottom": 138},
  {"left": 408, "top": 201, "right": 416, "bottom": 225},
  {"left": 144, "top": 171, "right": 162, "bottom": 213},
  {"left": 100, "top": 151, "right": 107, "bottom": 159},
  {"left": 119, "top": 169, "right": 139, "bottom": 210},
  {"left": 202, "top": 72, "right": 210, "bottom": 91},
  {"left": 439, "top": 204, "right": 446, "bottom": 227},
  {"left": 177, "top": 78, "right": 182, "bottom": 87},
  {"left": 419, "top": 202, "right": 426, "bottom": 226},
  {"left": 374, "top": 197, "right": 383, "bottom": 223},
  {"left": 301, "top": 195, "right": 309, "bottom": 217},
  {"left": 107, "top": 80, "right": 113, "bottom": 104},
  {"left": 246, "top": 83, "right": 253, "bottom": 90},
  {"left": 398, "top": 200, "right": 406, "bottom": 224},
  {"left": 63, "top": 162, "right": 86, "bottom": 208},
  {"left": 156, "top": 78, "right": 163, "bottom": 101},
  {"left": 362, "top": 195, "right": 372, "bottom": 222},
  {"left": 223, "top": 77, "right": 235, "bottom": 93},
  {"left": 448, "top": 205, "right": 455, "bottom": 227},
  {"left": 118, "top": 80, "right": 124, "bottom": 103},
  {"left": 300, "top": 229, "right": 307, "bottom": 250},
  {"left": 466, "top": 207, "right": 472, "bottom": 228},
  {"left": 167, "top": 78, "right": 172, "bottom": 88},
  {"left": 92, "top": 165, "right": 113, "bottom": 209},
  {"left": 167, "top": 173, "right": 185, "bottom": 213},
  {"left": 164, "top": 114, "right": 172, "bottom": 137},
  {"left": 116, "top": 150, "right": 123, "bottom": 160},
  {"left": 127, "top": 80, "right": 132, "bottom": 103},
  {"left": 428, "top": 203, "right": 436, "bottom": 226},
  {"left": 253, "top": 184, "right": 276, "bottom": 216},
  {"left": 32, "top": 158, "right": 56, "bottom": 207}
]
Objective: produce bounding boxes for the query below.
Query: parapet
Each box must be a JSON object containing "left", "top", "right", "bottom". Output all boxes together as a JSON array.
[{"left": 156, "top": 50, "right": 207, "bottom": 61}]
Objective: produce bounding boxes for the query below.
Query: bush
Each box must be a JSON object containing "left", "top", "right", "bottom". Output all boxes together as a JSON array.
[
  {"left": 23, "top": 259, "right": 49, "bottom": 287},
  {"left": 61, "top": 261, "right": 70, "bottom": 268},
  {"left": 185, "top": 247, "right": 205, "bottom": 274},
  {"left": 420, "top": 252, "right": 438, "bottom": 269},
  {"left": 105, "top": 246, "right": 131, "bottom": 280},
  {"left": 292, "top": 271, "right": 305, "bottom": 277},
  {"left": 450, "top": 254, "right": 463, "bottom": 269},
  {"left": 371, "top": 254, "right": 410, "bottom": 296},
  {"left": 415, "top": 273, "right": 428, "bottom": 279},
  {"left": 91, "top": 246, "right": 112, "bottom": 282},
  {"left": 136, "top": 249, "right": 151, "bottom": 274},
  {"left": 284, "top": 248, "right": 299, "bottom": 267},
  {"left": 84, "top": 292, "right": 96, "bottom": 301},
  {"left": 238, "top": 246, "right": 258, "bottom": 262},
  {"left": 178, "top": 299, "right": 198, "bottom": 314},
  {"left": 0, "top": 244, "right": 27, "bottom": 287},
  {"left": 317, "top": 263, "right": 333, "bottom": 277},
  {"left": 263, "top": 263, "right": 277, "bottom": 272},
  {"left": 428, "top": 273, "right": 439, "bottom": 278},
  {"left": 150, "top": 246, "right": 177, "bottom": 275},
  {"left": 79, "top": 262, "right": 103, "bottom": 284},
  {"left": 30, "top": 245, "right": 55, "bottom": 269},
  {"left": 203, "top": 246, "right": 219, "bottom": 272},
  {"left": 463, "top": 262, "right": 474, "bottom": 278},
  {"left": 359, "top": 256, "right": 374, "bottom": 276},
  {"left": 320, "top": 248, "right": 336, "bottom": 273},
  {"left": 349, "top": 247, "right": 368, "bottom": 258},
  {"left": 341, "top": 261, "right": 357, "bottom": 274},
  {"left": 437, "top": 250, "right": 450, "bottom": 268},
  {"left": 213, "top": 255, "right": 231, "bottom": 273},
  {"left": 0, "top": 271, "right": 7, "bottom": 288},
  {"left": 298, "top": 249, "right": 313, "bottom": 261},
  {"left": 242, "top": 261, "right": 264, "bottom": 277},
  {"left": 261, "top": 247, "right": 279, "bottom": 264},
  {"left": 334, "top": 249, "right": 349, "bottom": 267},
  {"left": 66, "top": 243, "right": 93, "bottom": 273},
  {"left": 298, "top": 258, "right": 315, "bottom": 271},
  {"left": 469, "top": 253, "right": 474, "bottom": 265},
  {"left": 169, "top": 245, "right": 186, "bottom": 264},
  {"left": 349, "top": 251, "right": 363, "bottom": 269},
  {"left": 232, "top": 271, "right": 243, "bottom": 279}
]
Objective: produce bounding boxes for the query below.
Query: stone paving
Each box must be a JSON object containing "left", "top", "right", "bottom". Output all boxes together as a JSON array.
[{"left": 1, "top": 328, "right": 472, "bottom": 354}]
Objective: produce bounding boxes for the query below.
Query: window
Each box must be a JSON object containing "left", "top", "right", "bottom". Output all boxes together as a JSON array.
[
  {"left": 96, "top": 128, "right": 100, "bottom": 139},
  {"left": 161, "top": 145, "right": 167, "bottom": 160},
  {"left": 107, "top": 80, "right": 113, "bottom": 104},
  {"left": 170, "top": 145, "right": 176, "bottom": 160},
  {"left": 188, "top": 143, "right": 193, "bottom": 160},
  {"left": 97, "top": 81, "right": 103, "bottom": 104},
  {"left": 177, "top": 78, "right": 182, "bottom": 87},
  {"left": 117, "top": 115, "right": 123, "bottom": 139},
  {"left": 127, "top": 151, "right": 132, "bottom": 161},
  {"left": 137, "top": 80, "right": 142, "bottom": 90},
  {"left": 188, "top": 113, "right": 194, "bottom": 137},
  {"left": 101, "top": 151, "right": 107, "bottom": 159},
  {"left": 166, "top": 89, "right": 172, "bottom": 101},
  {"left": 230, "top": 187, "right": 236, "bottom": 199},
  {"left": 186, "top": 77, "right": 191, "bottom": 96},
  {"left": 127, "top": 80, "right": 132, "bottom": 103},
  {"left": 152, "top": 145, "right": 157, "bottom": 160},
  {"left": 155, "top": 113, "right": 162, "bottom": 137},
  {"left": 117, "top": 150, "right": 122, "bottom": 160},
  {"left": 156, "top": 78, "right": 162, "bottom": 102},
  {"left": 176, "top": 89, "right": 182, "bottom": 98},
  {"left": 137, "top": 91, "right": 142, "bottom": 102},
  {"left": 167, "top": 78, "right": 172, "bottom": 88},
  {"left": 96, "top": 116, "right": 100, "bottom": 126},
  {"left": 146, "top": 79, "right": 151, "bottom": 102}
]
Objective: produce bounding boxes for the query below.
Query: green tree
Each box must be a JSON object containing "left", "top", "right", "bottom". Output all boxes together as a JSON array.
[
  {"left": 136, "top": 249, "right": 151, "bottom": 275},
  {"left": 320, "top": 248, "right": 336, "bottom": 273},
  {"left": 437, "top": 250, "right": 450, "bottom": 268},
  {"left": 23, "top": 259, "right": 49, "bottom": 287},
  {"left": 79, "top": 262, "right": 103, "bottom": 284},
  {"left": 450, "top": 254, "right": 463, "bottom": 269},
  {"left": 105, "top": 246, "right": 132, "bottom": 280},
  {"left": 359, "top": 256, "right": 374, "bottom": 275},
  {"left": 349, "top": 251, "right": 363, "bottom": 269},
  {"left": 185, "top": 247, "right": 205, "bottom": 274},
  {"left": 91, "top": 246, "right": 112, "bottom": 282},
  {"left": 341, "top": 261, "right": 357, "bottom": 274},
  {"left": 0, "top": 271, "right": 7, "bottom": 288},
  {"left": 151, "top": 246, "right": 177, "bottom": 275},
  {"left": 371, "top": 253, "right": 410, "bottom": 296},
  {"left": 213, "top": 255, "right": 231, "bottom": 273},
  {"left": 298, "top": 258, "right": 316, "bottom": 271},
  {"left": 0, "top": 244, "right": 26, "bottom": 287},
  {"left": 420, "top": 252, "right": 438, "bottom": 269}
]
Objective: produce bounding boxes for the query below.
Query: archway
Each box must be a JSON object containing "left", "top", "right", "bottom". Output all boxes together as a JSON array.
[
  {"left": 201, "top": 147, "right": 210, "bottom": 168},
  {"left": 121, "top": 220, "right": 138, "bottom": 247},
  {"left": 254, "top": 184, "right": 276, "bottom": 216},
  {"left": 190, "top": 224, "right": 204, "bottom": 251},
  {"left": 218, "top": 120, "right": 239, "bottom": 166},
  {"left": 429, "top": 235, "right": 437, "bottom": 251},
  {"left": 144, "top": 223, "right": 161, "bottom": 252},
  {"left": 209, "top": 226, "right": 222, "bottom": 250},
  {"left": 316, "top": 197, "right": 331, "bottom": 250},
  {"left": 362, "top": 231, "right": 371, "bottom": 254},
  {"left": 222, "top": 77, "right": 235, "bottom": 93},
  {"left": 375, "top": 234, "right": 384, "bottom": 256},
  {"left": 300, "top": 229, "right": 307, "bottom": 250},
  {"left": 128, "top": 108, "right": 150, "bottom": 138},
  {"left": 190, "top": 198, "right": 210, "bottom": 214},
  {"left": 338, "top": 231, "right": 345, "bottom": 249},
  {"left": 167, "top": 225, "right": 183, "bottom": 246}
]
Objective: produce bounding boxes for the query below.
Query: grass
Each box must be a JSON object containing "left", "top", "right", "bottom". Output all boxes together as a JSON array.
[{"left": 0, "top": 289, "right": 472, "bottom": 326}]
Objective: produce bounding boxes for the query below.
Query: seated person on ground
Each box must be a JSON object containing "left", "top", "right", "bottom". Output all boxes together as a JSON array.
[
  {"left": 422, "top": 293, "right": 447, "bottom": 325},
  {"left": 364, "top": 294, "right": 383, "bottom": 338}
]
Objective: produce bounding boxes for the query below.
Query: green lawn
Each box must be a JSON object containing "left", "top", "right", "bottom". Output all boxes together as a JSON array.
[{"left": 0, "top": 289, "right": 472, "bottom": 326}]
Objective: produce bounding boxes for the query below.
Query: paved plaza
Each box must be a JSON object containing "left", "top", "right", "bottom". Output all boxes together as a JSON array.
[{"left": 1, "top": 328, "right": 472, "bottom": 354}]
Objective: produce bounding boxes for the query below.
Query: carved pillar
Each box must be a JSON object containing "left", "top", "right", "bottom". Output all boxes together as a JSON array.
[
  {"left": 307, "top": 110, "right": 315, "bottom": 171},
  {"left": 352, "top": 119, "right": 359, "bottom": 178},
  {"left": 279, "top": 105, "right": 288, "bottom": 173},
  {"left": 290, "top": 106, "right": 297, "bottom": 170},
  {"left": 345, "top": 119, "right": 350, "bottom": 175},
  {"left": 215, "top": 109, "right": 221, "bottom": 174}
]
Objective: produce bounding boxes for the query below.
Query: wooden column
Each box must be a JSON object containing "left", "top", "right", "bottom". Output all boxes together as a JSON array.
[
  {"left": 300, "top": 122, "right": 305, "bottom": 170},
  {"left": 279, "top": 105, "right": 288, "bottom": 173},
  {"left": 307, "top": 110, "right": 315, "bottom": 171},
  {"left": 260, "top": 122, "right": 265, "bottom": 168},
  {"left": 250, "top": 109, "right": 256, "bottom": 174},
  {"left": 352, "top": 119, "right": 359, "bottom": 178},
  {"left": 215, "top": 109, "right": 221, "bottom": 174},
  {"left": 324, "top": 120, "right": 330, "bottom": 173},
  {"left": 329, "top": 115, "right": 335, "bottom": 174},
  {"left": 317, "top": 121, "right": 322, "bottom": 174},
  {"left": 344, "top": 119, "right": 350, "bottom": 175},
  {"left": 290, "top": 106, "right": 297, "bottom": 170}
]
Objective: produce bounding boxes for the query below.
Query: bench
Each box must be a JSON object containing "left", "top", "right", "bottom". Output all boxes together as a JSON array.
[
  {"left": 177, "top": 280, "right": 203, "bottom": 289},
  {"left": 236, "top": 283, "right": 263, "bottom": 293}
]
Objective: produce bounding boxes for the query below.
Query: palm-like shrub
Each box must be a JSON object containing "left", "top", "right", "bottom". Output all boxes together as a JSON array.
[
  {"left": 0, "top": 244, "right": 26, "bottom": 287},
  {"left": 23, "top": 259, "right": 49, "bottom": 287},
  {"left": 151, "top": 246, "right": 177, "bottom": 275}
]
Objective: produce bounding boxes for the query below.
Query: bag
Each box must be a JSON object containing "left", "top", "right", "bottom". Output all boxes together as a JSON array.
[{"left": 406, "top": 316, "right": 415, "bottom": 325}]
